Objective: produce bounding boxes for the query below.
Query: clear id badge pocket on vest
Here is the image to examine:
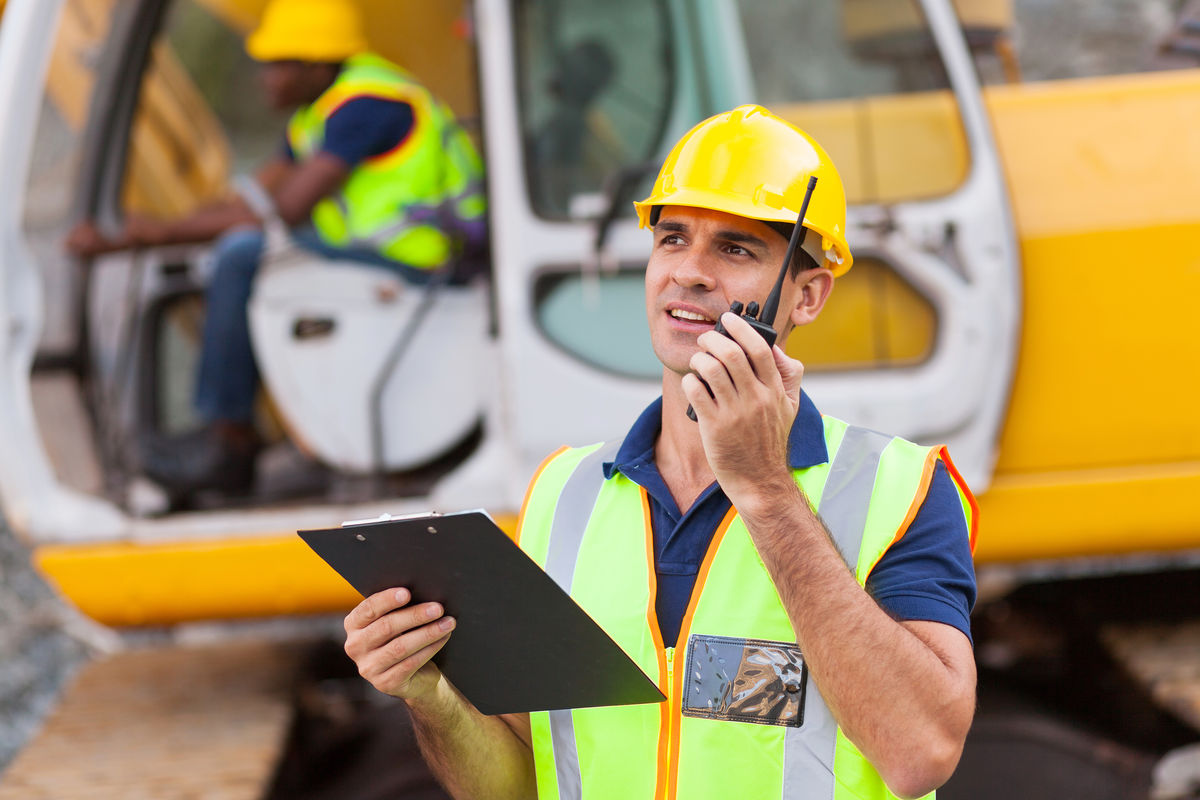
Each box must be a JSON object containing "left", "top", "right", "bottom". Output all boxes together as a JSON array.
[{"left": 681, "top": 634, "right": 807, "bottom": 727}]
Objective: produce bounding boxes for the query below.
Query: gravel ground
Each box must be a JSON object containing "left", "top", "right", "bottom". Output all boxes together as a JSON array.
[{"left": 0, "top": 516, "right": 91, "bottom": 774}]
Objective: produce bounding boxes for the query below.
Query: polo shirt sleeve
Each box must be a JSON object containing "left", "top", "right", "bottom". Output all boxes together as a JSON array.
[
  {"left": 864, "top": 461, "right": 977, "bottom": 642},
  {"left": 320, "top": 96, "right": 415, "bottom": 167}
]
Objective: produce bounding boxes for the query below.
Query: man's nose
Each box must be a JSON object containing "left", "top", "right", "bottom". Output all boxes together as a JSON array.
[{"left": 671, "top": 251, "right": 716, "bottom": 290}]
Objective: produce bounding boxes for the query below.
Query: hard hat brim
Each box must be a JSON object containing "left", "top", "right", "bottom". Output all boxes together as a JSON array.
[{"left": 633, "top": 189, "right": 854, "bottom": 277}]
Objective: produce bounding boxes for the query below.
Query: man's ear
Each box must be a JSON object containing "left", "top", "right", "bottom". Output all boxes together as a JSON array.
[{"left": 788, "top": 269, "right": 835, "bottom": 329}]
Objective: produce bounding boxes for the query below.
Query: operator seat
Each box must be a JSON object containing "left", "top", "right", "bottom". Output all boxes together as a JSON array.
[{"left": 247, "top": 247, "right": 488, "bottom": 475}]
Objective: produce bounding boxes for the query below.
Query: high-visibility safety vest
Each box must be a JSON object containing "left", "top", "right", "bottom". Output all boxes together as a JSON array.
[
  {"left": 516, "top": 414, "right": 978, "bottom": 800},
  {"left": 286, "top": 52, "right": 485, "bottom": 269}
]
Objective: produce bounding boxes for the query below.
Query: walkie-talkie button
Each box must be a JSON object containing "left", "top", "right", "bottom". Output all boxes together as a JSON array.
[
  {"left": 746, "top": 301, "right": 759, "bottom": 318},
  {"left": 730, "top": 301, "right": 744, "bottom": 315}
]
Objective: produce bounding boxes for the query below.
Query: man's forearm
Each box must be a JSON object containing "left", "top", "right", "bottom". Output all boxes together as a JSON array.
[
  {"left": 406, "top": 675, "right": 536, "bottom": 800},
  {"left": 157, "top": 198, "right": 260, "bottom": 245},
  {"left": 737, "top": 481, "right": 975, "bottom": 798}
]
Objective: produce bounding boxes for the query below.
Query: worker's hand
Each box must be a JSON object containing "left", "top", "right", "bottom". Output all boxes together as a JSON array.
[
  {"left": 683, "top": 312, "right": 803, "bottom": 506},
  {"left": 65, "top": 220, "right": 122, "bottom": 258},
  {"left": 65, "top": 215, "right": 173, "bottom": 257},
  {"left": 343, "top": 587, "right": 456, "bottom": 701}
]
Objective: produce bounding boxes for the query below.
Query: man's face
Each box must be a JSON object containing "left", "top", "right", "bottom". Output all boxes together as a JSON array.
[
  {"left": 259, "top": 61, "right": 330, "bottom": 110},
  {"left": 645, "top": 205, "right": 802, "bottom": 377}
]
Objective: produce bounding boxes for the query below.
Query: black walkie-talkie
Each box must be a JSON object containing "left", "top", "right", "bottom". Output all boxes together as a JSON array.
[{"left": 687, "top": 175, "right": 819, "bottom": 421}]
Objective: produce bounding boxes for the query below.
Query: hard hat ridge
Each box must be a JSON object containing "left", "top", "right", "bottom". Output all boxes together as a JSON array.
[
  {"left": 246, "top": 0, "right": 369, "bottom": 63},
  {"left": 634, "top": 104, "right": 853, "bottom": 276}
]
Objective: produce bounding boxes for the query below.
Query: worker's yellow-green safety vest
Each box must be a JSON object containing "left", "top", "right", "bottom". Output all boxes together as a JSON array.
[
  {"left": 286, "top": 52, "right": 485, "bottom": 269},
  {"left": 516, "top": 415, "right": 978, "bottom": 800}
]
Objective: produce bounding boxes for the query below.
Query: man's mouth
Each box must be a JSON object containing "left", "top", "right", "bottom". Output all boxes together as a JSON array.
[{"left": 668, "top": 308, "right": 714, "bottom": 323}]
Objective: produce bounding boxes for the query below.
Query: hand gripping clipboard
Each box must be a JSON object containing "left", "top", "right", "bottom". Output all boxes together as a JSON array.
[{"left": 300, "top": 511, "right": 665, "bottom": 715}]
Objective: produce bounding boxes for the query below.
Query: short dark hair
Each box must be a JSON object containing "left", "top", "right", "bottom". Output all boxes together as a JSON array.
[{"left": 762, "top": 221, "right": 821, "bottom": 278}]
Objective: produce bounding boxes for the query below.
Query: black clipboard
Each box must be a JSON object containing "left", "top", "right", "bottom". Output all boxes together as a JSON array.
[{"left": 299, "top": 510, "right": 665, "bottom": 715}]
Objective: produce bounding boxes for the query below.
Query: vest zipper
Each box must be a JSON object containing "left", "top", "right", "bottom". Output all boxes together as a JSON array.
[{"left": 664, "top": 645, "right": 677, "bottom": 800}]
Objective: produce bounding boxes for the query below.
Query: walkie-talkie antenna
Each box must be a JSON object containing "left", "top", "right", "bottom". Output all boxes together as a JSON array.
[{"left": 758, "top": 175, "right": 818, "bottom": 327}]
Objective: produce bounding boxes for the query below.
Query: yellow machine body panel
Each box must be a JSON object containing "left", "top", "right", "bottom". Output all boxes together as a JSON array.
[
  {"left": 975, "top": 70, "right": 1200, "bottom": 562},
  {"left": 34, "top": 514, "right": 518, "bottom": 627},
  {"left": 16, "top": 2, "right": 1200, "bottom": 623},
  {"left": 32, "top": 70, "right": 1200, "bottom": 624}
]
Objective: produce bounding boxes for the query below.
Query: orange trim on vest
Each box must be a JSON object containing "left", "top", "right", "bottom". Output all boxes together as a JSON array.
[
  {"left": 865, "top": 445, "right": 980, "bottom": 578},
  {"left": 316, "top": 91, "right": 424, "bottom": 167},
  {"left": 643, "top": 488, "right": 671, "bottom": 800},
  {"left": 866, "top": 448, "right": 940, "bottom": 579},
  {"left": 369, "top": 113, "right": 420, "bottom": 164},
  {"left": 937, "top": 444, "right": 980, "bottom": 553},
  {"left": 678, "top": 506, "right": 739, "bottom": 638},
  {"left": 664, "top": 506, "right": 738, "bottom": 800},
  {"left": 319, "top": 91, "right": 407, "bottom": 119},
  {"left": 513, "top": 446, "right": 568, "bottom": 547}
]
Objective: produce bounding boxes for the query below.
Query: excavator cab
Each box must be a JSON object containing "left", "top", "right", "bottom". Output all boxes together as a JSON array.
[
  {"left": 2, "top": 0, "right": 1016, "bottom": 597},
  {"left": 31, "top": 0, "right": 497, "bottom": 514}
]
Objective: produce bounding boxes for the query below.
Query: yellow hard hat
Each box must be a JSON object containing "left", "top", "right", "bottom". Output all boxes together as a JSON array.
[
  {"left": 246, "top": 0, "right": 368, "bottom": 63},
  {"left": 634, "top": 104, "right": 853, "bottom": 276}
]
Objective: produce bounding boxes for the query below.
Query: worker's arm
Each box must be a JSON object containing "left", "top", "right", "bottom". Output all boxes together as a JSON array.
[
  {"left": 684, "top": 312, "right": 976, "bottom": 800},
  {"left": 343, "top": 588, "right": 536, "bottom": 800},
  {"left": 265, "top": 151, "right": 349, "bottom": 226},
  {"left": 64, "top": 152, "right": 349, "bottom": 256}
]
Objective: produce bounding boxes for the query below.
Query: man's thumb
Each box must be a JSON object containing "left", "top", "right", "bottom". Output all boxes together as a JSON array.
[{"left": 773, "top": 345, "right": 804, "bottom": 399}]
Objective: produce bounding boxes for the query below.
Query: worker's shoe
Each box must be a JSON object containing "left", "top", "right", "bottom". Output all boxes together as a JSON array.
[{"left": 140, "top": 422, "right": 262, "bottom": 500}]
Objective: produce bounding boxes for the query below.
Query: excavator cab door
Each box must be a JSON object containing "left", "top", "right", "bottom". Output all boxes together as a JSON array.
[{"left": 486, "top": 0, "right": 1019, "bottom": 489}]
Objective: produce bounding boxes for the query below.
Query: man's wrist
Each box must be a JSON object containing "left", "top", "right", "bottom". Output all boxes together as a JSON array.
[
  {"left": 404, "top": 671, "right": 465, "bottom": 722},
  {"left": 730, "top": 471, "right": 808, "bottom": 522}
]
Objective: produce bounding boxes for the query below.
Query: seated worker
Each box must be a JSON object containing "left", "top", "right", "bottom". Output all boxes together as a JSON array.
[
  {"left": 342, "top": 105, "right": 979, "bottom": 799},
  {"left": 67, "top": 0, "right": 486, "bottom": 498}
]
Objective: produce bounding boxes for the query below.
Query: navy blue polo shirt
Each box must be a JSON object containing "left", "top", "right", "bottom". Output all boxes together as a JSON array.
[
  {"left": 602, "top": 393, "right": 977, "bottom": 648},
  {"left": 282, "top": 96, "right": 415, "bottom": 166}
]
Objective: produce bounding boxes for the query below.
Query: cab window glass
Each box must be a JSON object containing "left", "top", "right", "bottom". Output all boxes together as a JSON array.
[
  {"left": 121, "top": 1, "right": 286, "bottom": 218},
  {"left": 515, "top": 0, "right": 673, "bottom": 219},
  {"left": 973, "top": 0, "right": 1180, "bottom": 84},
  {"left": 735, "top": 0, "right": 970, "bottom": 206},
  {"left": 784, "top": 255, "right": 936, "bottom": 370},
  {"left": 534, "top": 270, "right": 660, "bottom": 380}
]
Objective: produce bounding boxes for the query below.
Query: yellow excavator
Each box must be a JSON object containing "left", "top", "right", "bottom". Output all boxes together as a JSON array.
[{"left": 0, "top": 0, "right": 1198, "bottom": 797}]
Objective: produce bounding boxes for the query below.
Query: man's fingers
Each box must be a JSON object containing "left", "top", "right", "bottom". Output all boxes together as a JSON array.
[
  {"left": 688, "top": 350, "right": 736, "bottom": 404},
  {"left": 682, "top": 372, "right": 716, "bottom": 418},
  {"left": 774, "top": 345, "right": 805, "bottom": 401},
  {"left": 345, "top": 587, "right": 412, "bottom": 633},
  {"left": 348, "top": 601, "right": 446, "bottom": 658},
  {"left": 368, "top": 629, "right": 455, "bottom": 695},
  {"left": 717, "top": 312, "right": 780, "bottom": 384},
  {"left": 357, "top": 617, "right": 456, "bottom": 687}
]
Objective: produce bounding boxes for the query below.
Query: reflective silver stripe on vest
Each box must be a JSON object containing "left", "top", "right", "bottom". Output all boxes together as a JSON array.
[
  {"left": 361, "top": 215, "right": 425, "bottom": 248},
  {"left": 544, "top": 442, "right": 620, "bottom": 592},
  {"left": 782, "top": 425, "right": 892, "bottom": 800},
  {"left": 546, "top": 441, "right": 620, "bottom": 800},
  {"left": 817, "top": 425, "right": 893, "bottom": 569}
]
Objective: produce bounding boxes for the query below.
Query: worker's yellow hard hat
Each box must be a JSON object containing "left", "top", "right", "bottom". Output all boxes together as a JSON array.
[
  {"left": 634, "top": 104, "right": 853, "bottom": 276},
  {"left": 245, "top": 0, "right": 368, "bottom": 63}
]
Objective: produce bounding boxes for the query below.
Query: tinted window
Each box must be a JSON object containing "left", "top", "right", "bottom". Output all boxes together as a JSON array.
[{"left": 515, "top": 0, "right": 673, "bottom": 218}]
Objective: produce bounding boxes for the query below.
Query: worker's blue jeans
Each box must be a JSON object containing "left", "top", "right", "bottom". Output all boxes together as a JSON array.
[{"left": 194, "top": 226, "right": 426, "bottom": 425}]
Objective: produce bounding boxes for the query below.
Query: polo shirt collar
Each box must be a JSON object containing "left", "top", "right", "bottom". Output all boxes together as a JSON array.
[{"left": 603, "top": 390, "right": 828, "bottom": 480}]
